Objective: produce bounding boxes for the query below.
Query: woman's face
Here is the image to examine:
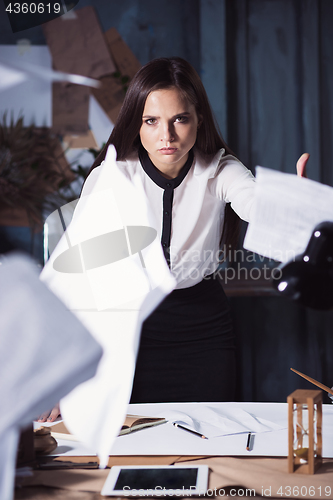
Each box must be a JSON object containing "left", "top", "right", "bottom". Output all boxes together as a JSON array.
[{"left": 139, "top": 87, "right": 199, "bottom": 179}]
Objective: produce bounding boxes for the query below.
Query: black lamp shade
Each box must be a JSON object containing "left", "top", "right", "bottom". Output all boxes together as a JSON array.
[{"left": 272, "top": 221, "right": 333, "bottom": 310}]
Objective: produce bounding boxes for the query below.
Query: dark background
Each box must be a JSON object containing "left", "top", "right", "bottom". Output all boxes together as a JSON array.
[{"left": 1, "top": 0, "right": 332, "bottom": 403}]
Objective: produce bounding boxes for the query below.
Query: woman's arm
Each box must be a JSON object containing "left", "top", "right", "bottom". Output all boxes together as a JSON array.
[
  {"left": 210, "top": 152, "right": 310, "bottom": 222},
  {"left": 209, "top": 155, "right": 256, "bottom": 222}
]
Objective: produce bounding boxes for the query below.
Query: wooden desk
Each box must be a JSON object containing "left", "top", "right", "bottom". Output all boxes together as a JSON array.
[
  {"left": 18, "top": 403, "right": 333, "bottom": 499},
  {"left": 16, "top": 455, "right": 333, "bottom": 500}
]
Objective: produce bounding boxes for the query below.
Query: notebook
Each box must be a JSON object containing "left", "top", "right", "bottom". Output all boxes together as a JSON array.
[{"left": 119, "top": 415, "right": 166, "bottom": 435}]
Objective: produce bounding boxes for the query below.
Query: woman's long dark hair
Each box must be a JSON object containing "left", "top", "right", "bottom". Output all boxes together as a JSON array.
[{"left": 90, "top": 57, "right": 241, "bottom": 252}]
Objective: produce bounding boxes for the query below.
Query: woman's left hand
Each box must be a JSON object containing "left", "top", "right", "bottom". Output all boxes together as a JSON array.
[
  {"left": 296, "top": 153, "right": 310, "bottom": 178},
  {"left": 37, "top": 403, "right": 61, "bottom": 422}
]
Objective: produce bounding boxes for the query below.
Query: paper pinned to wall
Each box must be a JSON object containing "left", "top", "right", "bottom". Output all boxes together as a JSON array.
[
  {"left": 42, "top": 6, "right": 116, "bottom": 78},
  {"left": 91, "top": 28, "right": 141, "bottom": 125},
  {"left": 243, "top": 167, "right": 333, "bottom": 262},
  {"left": 0, "top": 62, "right": 26, "bottom": 92},
  {"left": 104, "top": 27, "right": 141, "bottom": 79},
  {"left": 0, "top": 45, "right": 52, "bottom": 126},
  {"left": 43, "top": 5, "right": 116, "bottom": 134},
  {"left": 0, "top": 44, "right": 100, "bottom": 138},
  {"left": 52, "top": 82, "right": 90, "bottom": 134},
  {"left": 91, "top": 75, "right": 124, "bottom": 124}
]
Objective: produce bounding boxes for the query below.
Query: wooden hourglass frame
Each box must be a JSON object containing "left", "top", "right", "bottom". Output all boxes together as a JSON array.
[{"left": 288, "top": 389, "right": 322, "bottom": 474}]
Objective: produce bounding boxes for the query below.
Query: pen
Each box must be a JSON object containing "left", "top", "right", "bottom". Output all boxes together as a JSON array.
[
  {"left": 246, "top": 432, "right": 252, "bottom": 451},
  {"left": 173, "top": 422, "right": 208, "bottom": 439}
]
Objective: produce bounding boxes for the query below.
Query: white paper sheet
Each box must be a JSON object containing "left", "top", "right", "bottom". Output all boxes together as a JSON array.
[
  {"left": 0, "top": 253, "right": 102, "bottom": 500},
  {"left": 244, "top": 167, "right": 333, "bottom": 262},
  {"left": 110, "top": 402, "right": 290, "bottom": 457},
  {"left": 160, "top": 406, "right": 284, "bottom": 438},
  {"left": 41, "top": 146, "right": 175, "bottom": 467},
  {"left": 0, "top": 428, "right": 19, "bottom": 500},
  {"left": 0, "top": 254, "right": 102, "bottom": 435}
]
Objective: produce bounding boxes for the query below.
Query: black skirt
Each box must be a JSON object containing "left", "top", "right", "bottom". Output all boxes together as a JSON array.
[{"left": 130, "top": 275, "right": 236, "bottom": 403}]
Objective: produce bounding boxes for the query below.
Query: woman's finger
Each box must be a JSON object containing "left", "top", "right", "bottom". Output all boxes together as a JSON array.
[
  {"left": 296, "top": 153, "right": 310, "bottom": 178},
  {"left": 37, "top": 410, "right": 51, "bottom": 423},
  {"left": 37, "top": 403, "right": 61, "bottom": 423},
  {"left": 47, "top": 404, "right": 61, "bottom": 422}
]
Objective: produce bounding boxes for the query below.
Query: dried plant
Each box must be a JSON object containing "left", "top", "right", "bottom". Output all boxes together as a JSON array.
[{"left": 0, "top": 113, "right": 74, "bottom": 226}]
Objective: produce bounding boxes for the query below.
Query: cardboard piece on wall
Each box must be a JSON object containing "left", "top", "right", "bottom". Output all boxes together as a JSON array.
[
  {"left": 91, "top": 75, "right": 124, "bottom": 124},
  {"left": 52, "top": 82, "right": 90, "bottom": 135},
  {"left": 91, "top": 29, "right": 141, "bottom": 124},
  {"left": 76, "top": 7, "right": 116, "bottom": 77},
  {"left": 63, "top": 130, "right": 99, "bottom": 150},
  {"left": 42, "top": 6, "right": 116, "bottom": 78},
  {"left": 104, "top": 27, "right": 141, "bottom": 79},
  {"left": 43, "top": 6, "right": 117, "bottom": 133}
]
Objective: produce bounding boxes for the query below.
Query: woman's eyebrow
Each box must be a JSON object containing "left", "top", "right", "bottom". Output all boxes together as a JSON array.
[
  {"left": 142, "top": 111, "right": 191, "bottom": 119},
  {"left": 173, "top": 111, "right": 191, "bottom": 117}
]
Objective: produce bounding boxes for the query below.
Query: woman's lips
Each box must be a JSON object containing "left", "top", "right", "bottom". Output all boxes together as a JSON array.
[{"left": 158, "top": 147, "right": 178, "bottom": 155}]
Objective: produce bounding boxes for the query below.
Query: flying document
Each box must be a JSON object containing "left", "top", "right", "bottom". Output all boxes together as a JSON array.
[
  {"left": 243, "top": 167, "right": 333, "bottom": 262},
  {"left": 41, "top": 145, "right": 175, "bottom": 467}
]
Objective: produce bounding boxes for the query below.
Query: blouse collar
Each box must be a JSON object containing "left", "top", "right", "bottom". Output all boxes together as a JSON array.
[{"left": 139, "top": 147, "right": 194, "bottom": 189}]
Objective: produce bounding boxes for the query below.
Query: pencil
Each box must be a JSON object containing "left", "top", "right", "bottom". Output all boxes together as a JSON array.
[
  {"left": 290, "top": 368, "right": 333, "bottom": 396},
  {"left": 173, "top": 422, "right": 208, "bottom": 439},
  {"left": 246, "top": 433, "right": 252, "bottom": 451}
]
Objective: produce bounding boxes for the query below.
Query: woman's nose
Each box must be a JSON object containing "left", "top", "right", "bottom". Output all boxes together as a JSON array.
[{"left": 161, "top": 122, "right": 174, "bottom": 142}]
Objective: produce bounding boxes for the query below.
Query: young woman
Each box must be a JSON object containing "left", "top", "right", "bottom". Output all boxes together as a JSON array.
[
  {"left": 88, "top": 56, "right": 256, "bottom": 404},
  {"left": 38, "top": 57, "right": 309, "bottom": 420}
]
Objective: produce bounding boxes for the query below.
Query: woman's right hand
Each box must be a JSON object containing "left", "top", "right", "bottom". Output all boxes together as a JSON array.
[{"left": 37, "top": 403, "right": 61, "bottom": 423}]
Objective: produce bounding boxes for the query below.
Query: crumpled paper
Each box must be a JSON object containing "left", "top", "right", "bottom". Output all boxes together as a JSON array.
[
  {"left": 41, "top": 145, "right": 175, "bottom": 467},
  {"left": 0, "top": 253, "right": 103, "bottom": 500}
]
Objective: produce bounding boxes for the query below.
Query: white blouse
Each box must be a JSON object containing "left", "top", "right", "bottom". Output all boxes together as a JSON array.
[{"left": 89, "top": 147, "right": 255, "bottom": 289}]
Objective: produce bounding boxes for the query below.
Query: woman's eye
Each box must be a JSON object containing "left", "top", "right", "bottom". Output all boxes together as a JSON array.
[
  {"left": 175, "top": 116, "right": 187, "bottom": 123},
  {"left": 145, "top": 118, "right": 157, "bottom": 125}
]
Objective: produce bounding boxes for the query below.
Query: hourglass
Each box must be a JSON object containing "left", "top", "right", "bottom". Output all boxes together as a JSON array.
[{"left": 288, "top": 389, "right": 322, "bottom": 474}]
